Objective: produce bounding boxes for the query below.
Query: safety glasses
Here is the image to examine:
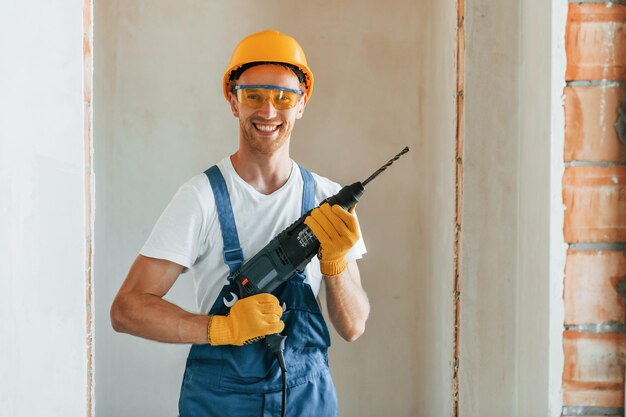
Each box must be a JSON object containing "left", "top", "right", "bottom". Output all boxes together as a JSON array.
[{"left": 233, "top": 85, "right": 303, "bottom": 110}]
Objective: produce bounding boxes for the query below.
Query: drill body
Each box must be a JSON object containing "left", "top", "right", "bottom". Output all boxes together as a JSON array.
[{"left": 232, "top": 182, "right": 364, "bottom": 299}]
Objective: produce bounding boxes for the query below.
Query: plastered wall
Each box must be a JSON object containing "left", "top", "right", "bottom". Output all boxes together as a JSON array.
[
  {"left": 94, "top": 0, "right": 457, "bottom": 416},
  {"left": 0, "top": 0, "right": 88, "bottom": 415},
  {"left": 459, "top": 0, "right": 521, "bottom": 411},
  {"left": 518, "top": 0, "right": 553, "bottom": 413},
  {"left": 0, "top": 0, "right": 560, "bottom": 415},
  {"left": 459, "top": 0, "right": 554, "bottom": 414}
]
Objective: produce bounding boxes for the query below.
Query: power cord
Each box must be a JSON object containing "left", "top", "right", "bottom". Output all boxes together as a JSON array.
[{"left": 265, "top": 334, "right": 288, "bottom": 417}]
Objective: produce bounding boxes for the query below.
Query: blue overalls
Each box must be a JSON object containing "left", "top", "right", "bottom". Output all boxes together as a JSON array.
[{"left": 178, "top": 165, "right": 338, "bottom": 417}]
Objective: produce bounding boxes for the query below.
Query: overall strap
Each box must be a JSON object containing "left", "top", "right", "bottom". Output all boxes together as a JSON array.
[
  {"left": 299, "top": 165, "right": 316, "bottom": 215},
  {"left": 204, "top": 165, "right": 244, "bottom": 276}
]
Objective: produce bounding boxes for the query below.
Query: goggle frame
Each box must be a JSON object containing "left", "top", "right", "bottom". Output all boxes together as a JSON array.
[{"left": 233, "top": 85, "right": 304, "bottom": 110}]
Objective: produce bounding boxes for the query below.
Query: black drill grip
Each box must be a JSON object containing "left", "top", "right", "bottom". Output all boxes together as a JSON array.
[{"left": 322, "top": 182, "right": 365, "bottom": 211}]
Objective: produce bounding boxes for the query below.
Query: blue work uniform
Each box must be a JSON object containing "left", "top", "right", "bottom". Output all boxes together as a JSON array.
[{"left": 178, "top": 164, "right": 338, "bottom": 417}]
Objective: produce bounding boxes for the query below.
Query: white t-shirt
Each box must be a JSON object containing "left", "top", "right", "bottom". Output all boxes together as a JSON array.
[{"left": 141, "top": 157, "right": 367, "bottom": 314}]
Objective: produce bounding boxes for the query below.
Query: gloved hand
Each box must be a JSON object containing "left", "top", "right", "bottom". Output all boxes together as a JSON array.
[
  {"left": 208, "top": 293, "right": 284, "bottom": 346},
  {"left": 304, "top": 203, "right": 360, "bottom": 277}
]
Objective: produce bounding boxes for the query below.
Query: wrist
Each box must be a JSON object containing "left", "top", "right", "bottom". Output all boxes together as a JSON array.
[{"left": 176, "top": 313, "right": 214, "bottom": 344}]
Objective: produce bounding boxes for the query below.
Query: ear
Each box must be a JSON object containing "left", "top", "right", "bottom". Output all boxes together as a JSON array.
[
  {"left": 229, "top": 92, "right": 239, "bottom": 117},
  {"left": 295, "top": 93, "right": 307, "bottom": 120}
]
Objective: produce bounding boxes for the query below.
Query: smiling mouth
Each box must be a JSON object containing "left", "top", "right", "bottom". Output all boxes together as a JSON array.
[{"left": 253, "top": 122, "right": 282, "bottom": 133}]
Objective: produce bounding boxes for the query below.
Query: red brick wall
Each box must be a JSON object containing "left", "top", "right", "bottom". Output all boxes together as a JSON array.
[{"left": 562, "top": 3, "right": 626, "bottom": 416}]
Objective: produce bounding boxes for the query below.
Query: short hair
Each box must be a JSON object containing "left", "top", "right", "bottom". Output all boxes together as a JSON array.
[{"left": 228, "top": 62, "right": 307, "bottom": 93}]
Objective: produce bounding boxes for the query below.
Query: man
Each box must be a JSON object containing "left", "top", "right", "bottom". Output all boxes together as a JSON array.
[{"left": 111, "top": 30, "right": 369, "bottom": 416}]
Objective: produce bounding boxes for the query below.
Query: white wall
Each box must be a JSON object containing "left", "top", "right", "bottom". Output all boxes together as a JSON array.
[
  {"left": 0, "top": 0, "right": 88, "bottom": 416},
  {"left": 94, "top": 0, "right": 457, "bottom": 416},
  {"left": 549, "top": 0, "right": 567, "bottom": 415}
]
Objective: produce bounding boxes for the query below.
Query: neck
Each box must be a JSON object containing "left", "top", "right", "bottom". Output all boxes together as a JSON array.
[{"left": 231, "top": 142, "right": 293, "bottom": 195}]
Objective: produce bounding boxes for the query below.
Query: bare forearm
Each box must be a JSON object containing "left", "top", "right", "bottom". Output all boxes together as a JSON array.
[
  {"left": 324, "top": 262, "right": 369, "bottom": 342},
  {"left": 111, "top": 293, "right": 209, "bottom": 344},
  {"left": 111, "top": 255, "right": 210, "bottom": 344}
]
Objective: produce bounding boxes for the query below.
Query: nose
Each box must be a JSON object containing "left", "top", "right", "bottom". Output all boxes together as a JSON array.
[{"left": 257, "top": 97, "right": 278, "bottom": 118}]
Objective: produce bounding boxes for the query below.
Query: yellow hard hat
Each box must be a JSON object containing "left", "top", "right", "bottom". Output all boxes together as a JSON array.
[{"left": 223, "top": 30, "right": 314, "bottom": 101}]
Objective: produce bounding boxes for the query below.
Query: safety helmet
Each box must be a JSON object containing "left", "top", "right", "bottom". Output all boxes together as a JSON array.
[{"left": 223, "top": 30, "right": 314, "bottom": 101}]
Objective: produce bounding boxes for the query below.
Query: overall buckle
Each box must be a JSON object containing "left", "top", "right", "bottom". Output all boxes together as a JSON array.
[{"left": 223, "top": 248, "right": 244, "bottom": 274}]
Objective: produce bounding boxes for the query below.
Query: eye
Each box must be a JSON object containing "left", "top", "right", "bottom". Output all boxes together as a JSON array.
[
  {"left": 244, "top": 89, "right": 263, "bottom": 100},
  {"left": 277, "top": 92, "right": 293, "bottom": 102}
]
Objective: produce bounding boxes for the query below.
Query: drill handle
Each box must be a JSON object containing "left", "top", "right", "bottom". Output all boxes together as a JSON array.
[{"left": 323, "top": 182, "right": 365, "bottom": 211}]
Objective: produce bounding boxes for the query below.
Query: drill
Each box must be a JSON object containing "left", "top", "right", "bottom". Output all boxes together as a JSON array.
[
  {"left": 229, "top": 146, "right": 409, "bottom": 417},
  {"left": 231, "top": 146, "right": 410, "bottom": 299}
]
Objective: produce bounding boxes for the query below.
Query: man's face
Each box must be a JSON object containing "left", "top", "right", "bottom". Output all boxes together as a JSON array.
[{"left": 229, "top": 64, "right": 307, "bottom": 155}]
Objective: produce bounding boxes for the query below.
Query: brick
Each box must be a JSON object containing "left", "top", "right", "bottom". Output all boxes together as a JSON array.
[
  {"left": 564, "top": 85, "right": 626, "bottom": 163},
  {"left": 565, "top": 3, "right": 626, "bottom": 81},
  {"left": 83, "top": 36, "right": 91, "bottom": 104},
  {"left": 564, "top": 250, "right": 626, "bottom": 326},
  {"left": 83, "top": 0, "right": 91, "bottom": 30},
  {"left": 562, "top": 331, "right": 625, "bottom": 408},
  {"left": 562, "top": 166, "right": 626, "bottom": 243}
]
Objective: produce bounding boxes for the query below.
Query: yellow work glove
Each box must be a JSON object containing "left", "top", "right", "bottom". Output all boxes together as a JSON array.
[
  {"left": 304, "top": 203, "right": 360, "bottom": 277},
  {"left": 208, "top": 293, "right": 284, "bottom": 346}
]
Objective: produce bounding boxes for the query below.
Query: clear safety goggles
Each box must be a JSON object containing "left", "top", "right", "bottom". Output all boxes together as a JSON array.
[{"left": 233, "top": 85, "right": 303, "bottom": 110}]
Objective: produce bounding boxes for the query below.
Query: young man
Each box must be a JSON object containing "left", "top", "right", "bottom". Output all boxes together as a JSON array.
[{"left": 111, "top": 30, "right": 369, "bottom": 416}]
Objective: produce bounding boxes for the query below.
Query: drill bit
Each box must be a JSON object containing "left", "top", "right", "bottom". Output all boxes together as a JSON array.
[{"left": 362, "top": 146, "right": 410, "bottom": 186}]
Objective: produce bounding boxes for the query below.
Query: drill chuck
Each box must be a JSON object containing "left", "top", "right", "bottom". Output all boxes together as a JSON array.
[{"left": 323, "top": 182, "right": 365, "bottom": 210}]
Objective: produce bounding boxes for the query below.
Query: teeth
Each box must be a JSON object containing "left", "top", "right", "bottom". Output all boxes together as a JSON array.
[{"left": 254, "top": 123, "right": 279, "bottom": 132}]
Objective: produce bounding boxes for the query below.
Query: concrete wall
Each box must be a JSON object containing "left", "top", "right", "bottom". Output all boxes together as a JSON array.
[
  {"left": 460, "top": 0, "right": 553, "bottom": 414},
  {"left": 518, "top": 0, "right": 553, "bottom": 413},
  {"left": 0, "top": 0, "right": 561, "bottom": 415},
  {"left": 0, "top": 0, "right": 88, "bottom": 415},
  {"left": 460, "top": 0, "right": 520, "bottom": 412},
  {"left": 94, "top": 0, "right": 457, "bottom": 416}
]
